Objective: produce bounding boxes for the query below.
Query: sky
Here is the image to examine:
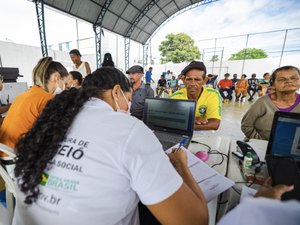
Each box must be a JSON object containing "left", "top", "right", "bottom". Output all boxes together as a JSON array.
[{"left": 0, "top": 0, "right": 300, "bottom": 62}]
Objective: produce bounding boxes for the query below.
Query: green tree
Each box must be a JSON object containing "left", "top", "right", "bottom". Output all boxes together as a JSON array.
[
  {"left": 210, "top": 55, "right": 219, "bottom": 62},
  {"left": 229, "top": 48, "right": 268, "bottom": 60},
  {"left": 159, "top": 33, "right": 200, "bottom": 64}
]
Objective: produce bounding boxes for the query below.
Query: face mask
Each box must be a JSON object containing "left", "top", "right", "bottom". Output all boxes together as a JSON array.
[
  {"left": 114, "top": 89, "right": 131, "bottom": 114},
  {"left": 53, "top": 87, "right": 63, "bottom": 95},
  {"left": 53, "top": 80, "right": 65, "bottom": 96}
]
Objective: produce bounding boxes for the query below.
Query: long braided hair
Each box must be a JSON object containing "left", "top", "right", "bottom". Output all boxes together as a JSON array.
[{"left": 14, "top": 67, "right": 131, "bottom": 204}]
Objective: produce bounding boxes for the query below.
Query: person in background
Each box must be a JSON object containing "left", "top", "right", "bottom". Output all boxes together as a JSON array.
[
  {"left": 247, "top": 73, "right": 259, "bottom": 101},
  {"left": 217, "top": 73, "right": 233, "bottom": 103},
  {"left": 156, "top": 75, "right": 169, "bottom": 97},
  {"left": 0, "top": 57, "right": 69, "bottom": 151},
  {"left": 177, "top": 74, "right": 185, "bottom": 89},
  {"left": 231, "top": 73, "right": 238, "bottom": 91},
  {"left": 169, "top": 75, "right": 179, "bottom": 94},
  {"left": 235, "top": 74, "right": 248, "bottom": 102},
  {"left": 205, "top": 74, "right": 218, "bottom": 89},
  {"left": 0, "top": 78, "right": 11, "bottom": 115},
  {"left": 66, "top": 71, "right": 83, "bottom": 90},
  {"left": 241, "top": 66, "right": 300, "bottom": 140},
  {"left": 101, "top": 52, "right": 115, "bottom": 67},
  {"left": 12, "top": 67, "right": 208, "bottom": 225},
  {"left": 257, "top": 72, "right": 271, "bottom": 97},
  {"left": 126, "top": 65, "right": 154, "bottom": 120},
  {"left": 69, "top": 49, "right": 91, "bottom": 77},
  {"left": 171, "top": 61, "right": 221, "bottom": 130},
  {"left": 145, "top": 67, "right": 154, "bottom": 85}
]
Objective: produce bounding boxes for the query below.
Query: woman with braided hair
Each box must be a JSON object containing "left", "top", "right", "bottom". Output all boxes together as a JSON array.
[{"left": 13, "top": 67, "right": 208, "bottom": 225}]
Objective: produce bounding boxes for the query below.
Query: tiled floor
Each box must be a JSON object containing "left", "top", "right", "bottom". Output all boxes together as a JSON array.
[{"left": 215, "top": 98, "right": 254, "bottom": 141}]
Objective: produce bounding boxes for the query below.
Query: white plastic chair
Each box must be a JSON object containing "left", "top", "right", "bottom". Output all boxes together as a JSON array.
[{"left": 0, "top": 143, "right": 16, "bottom": 225}]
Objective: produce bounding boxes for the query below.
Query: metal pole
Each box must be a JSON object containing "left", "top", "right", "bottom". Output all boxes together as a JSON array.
[
  {"left": 279, "top": 29, "right": 288, "bottom": 67},
  {"left": 219, "top": 47, "right": 224, "bottom": 76},
  {"left": 76, "top": 19, "right": 79, "bottom": 49},
  {"left": 93, "top": 25, "right": 102, "bottom": 68},
  {"left": 116, "top": 35, "right": 118, "bottom": 68},
  {"left": 212, "top": 38, "right": 217, "bottom": 74},
  {"left": 35, "top": 0, "right": 48, "bottom": 57},
  {"left": 125, "top": 38, "right": 130, "bottom": 72},
  {"left": 149, "top": 40, "right": 152, "bottom": 64},
  {"left": 241, "top": 34, "right": 249, "bottom": 75}
]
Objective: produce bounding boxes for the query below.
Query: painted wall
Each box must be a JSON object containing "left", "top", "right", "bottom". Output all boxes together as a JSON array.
[{"left": 0, "top": 41, "right": 299, "bottom": 86}]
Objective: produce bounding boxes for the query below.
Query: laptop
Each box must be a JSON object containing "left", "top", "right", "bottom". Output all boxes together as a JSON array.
[
  {"left": 143, "top": 98, "right": 196, "bottom": 150},
  {"left": 266, "top": 111, "right": 300, "bottom": 161},
  {"left": 265, "top": 111, "right": 300, "bottom": 200}
]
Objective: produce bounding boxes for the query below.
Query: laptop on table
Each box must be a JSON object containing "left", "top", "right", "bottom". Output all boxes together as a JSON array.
[
  {"left": 265, "top": 111, "right": 300, "bottom": 200},
  {"left": 143, "top": 98, "right": 196, "bottom": 151}
]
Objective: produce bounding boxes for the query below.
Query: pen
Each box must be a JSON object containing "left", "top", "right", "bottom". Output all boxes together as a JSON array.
[{"left": 174, "top": 136, "right": 188, "bottom": 152}]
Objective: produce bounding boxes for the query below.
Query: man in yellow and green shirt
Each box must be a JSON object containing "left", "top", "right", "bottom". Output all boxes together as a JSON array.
[{"left": 171, "top": 61, "right": 222, "bottom": 130}]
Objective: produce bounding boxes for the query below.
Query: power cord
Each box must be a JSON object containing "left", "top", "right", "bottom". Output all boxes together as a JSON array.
[
  {"left": 191, "top": 140, "right": 229, "bottom": 172},
  {"left": 191, "top": 140, "right": 211, "bottom": 151}
]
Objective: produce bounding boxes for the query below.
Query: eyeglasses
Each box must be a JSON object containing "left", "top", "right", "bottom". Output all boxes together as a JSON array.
[{"left": 276, "top": 76, "right": 300, "bottom": 83}]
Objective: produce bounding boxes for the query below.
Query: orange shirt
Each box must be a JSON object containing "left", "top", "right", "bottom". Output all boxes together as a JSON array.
[
  {"left": 218, "top": 79, "right": 233, "bottom": 89},
  {"left": 236, "top": 80, "right": 248, "bottom": 89},
  {"left": 0, "top": 85, "right": 52, "bottom": 152}
]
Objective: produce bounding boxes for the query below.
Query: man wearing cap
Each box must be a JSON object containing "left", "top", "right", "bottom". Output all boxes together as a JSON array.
[
  {"left": 170, "top": 61, "right": 222, "bottom": 130},
  {"left": 126, "top": 65, "right": 154, "bottom": 120}
]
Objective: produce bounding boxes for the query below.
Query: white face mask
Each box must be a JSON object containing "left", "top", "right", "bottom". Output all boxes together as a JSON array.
[
  {"left": 53, "top": 80, "right": 65, "bottom": 96},
  {"left": 53, "top": 87, "right": 63, "bottom": 95},
  {"left": 114, "top": 89, "right": 131, "bottom": 114}
]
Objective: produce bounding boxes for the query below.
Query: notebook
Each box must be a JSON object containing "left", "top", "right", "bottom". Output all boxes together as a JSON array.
[
  {"left": 265, "top": 111, "right": 300, "bottom": 200},
  {"left": 143, "top": 98, "right": 196, "bottom": 150}
]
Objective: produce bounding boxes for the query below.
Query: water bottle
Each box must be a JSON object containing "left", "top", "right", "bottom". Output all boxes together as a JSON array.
[{"left": 243, "top": 152, "right": 253, "bottom": 168}]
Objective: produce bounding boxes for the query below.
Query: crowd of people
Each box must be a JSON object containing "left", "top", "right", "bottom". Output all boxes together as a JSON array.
[{"left": 0, "top": 50, "right": 299, "bottom": 225}]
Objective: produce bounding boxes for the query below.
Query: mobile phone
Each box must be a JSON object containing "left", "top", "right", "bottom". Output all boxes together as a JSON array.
[
  {"left": 266, "top": 155, "right": 300, "bottom": 201},
  {"left": 232, "top": 151, "right": 244, "bottom": 161}
]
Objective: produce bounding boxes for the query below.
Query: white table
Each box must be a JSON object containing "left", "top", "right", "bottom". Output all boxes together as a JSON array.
[
  {"left": 217, "top": 139, "right": 268, "bottom": 219},
  {"left": 189, "top": 133, "right": 231, "bottom": 225}
]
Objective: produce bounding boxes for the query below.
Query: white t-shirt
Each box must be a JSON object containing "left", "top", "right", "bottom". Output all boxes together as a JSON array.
[
  {"left": 13, "top": 98, "right": 182, "bottom": 225},
  {"left": 73, "top": 61, "right": 88, "bottom": 77}
]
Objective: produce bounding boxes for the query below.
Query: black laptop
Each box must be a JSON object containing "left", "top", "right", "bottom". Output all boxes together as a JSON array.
[
  {"left": 266, "top": 111, "right": 300, "bottom": 160},
  {"left": 143, "top": 98, "right": 196, "bottom": 150},
  {"left": 265, "top": 111, "right": 300, "bottom": 200}
]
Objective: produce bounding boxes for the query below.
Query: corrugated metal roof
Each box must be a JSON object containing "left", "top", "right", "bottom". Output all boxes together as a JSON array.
[{"left": 43, "top": 0, "right": 205, "bottom": 44}]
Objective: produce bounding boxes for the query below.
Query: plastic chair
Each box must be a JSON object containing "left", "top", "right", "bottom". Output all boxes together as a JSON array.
[{"left": 0, "top": 143, "right": 16, "bottom": 225}]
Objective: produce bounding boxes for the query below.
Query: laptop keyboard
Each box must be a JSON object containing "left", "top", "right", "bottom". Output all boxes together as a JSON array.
[{"left": 154, "top": 131, "right": 184, "bottom": 144}]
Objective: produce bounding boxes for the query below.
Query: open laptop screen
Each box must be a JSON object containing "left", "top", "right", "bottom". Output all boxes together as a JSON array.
[
  {"left": 143, "top": 98, "right": 196, "bottom": 134},
  {"left": 267, "top": 111, "right": 300, "bottom": 160}
]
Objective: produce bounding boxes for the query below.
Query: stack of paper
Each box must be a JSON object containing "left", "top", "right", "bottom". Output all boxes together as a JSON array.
[{"left": 166, "top": 146, "right": 234, "bottom": 202}]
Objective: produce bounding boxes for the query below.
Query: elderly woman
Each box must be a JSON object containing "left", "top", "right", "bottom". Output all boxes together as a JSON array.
[{"left": 241, "top": 66, "right": 300, "bottom": 140}]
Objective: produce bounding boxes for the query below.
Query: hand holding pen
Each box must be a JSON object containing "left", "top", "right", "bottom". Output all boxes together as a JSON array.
[
  {"left": 174, "top": 136, "right": 188, "bottom": 153},
  {"left": 168, "top": 136, "right": 189, "bottom": 168}
]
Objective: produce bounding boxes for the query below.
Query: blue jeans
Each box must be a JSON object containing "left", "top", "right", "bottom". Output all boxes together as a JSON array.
[{"left": 219, "top": 89, "right": 233, "bottom": 100}]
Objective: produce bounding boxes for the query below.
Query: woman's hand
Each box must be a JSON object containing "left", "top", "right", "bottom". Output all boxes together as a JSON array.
[
  {"left": 167, "top": 148, "right": 188, "bottom": 171},
  {"left": 255, "top": 177, "right": 294, "bottom": 200}
]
